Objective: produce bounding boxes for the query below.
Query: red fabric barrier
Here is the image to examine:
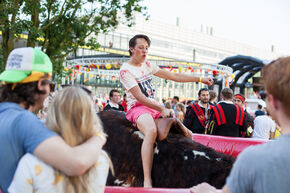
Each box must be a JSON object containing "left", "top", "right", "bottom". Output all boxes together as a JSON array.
[
  {"left": 192, "top": 134, "right": 267, "bottom": 157},
  {"left": 105, "top": 186, "right": 189, "bottom": 193},
  {"left": 104, "top": 135, "right": 266, "bottom": 193},
  {"left": 105, "top": 186, "right": 221, "bottom": 193},
  {"left": 104, "top": 135, "right": 257, "bottom": 193}
]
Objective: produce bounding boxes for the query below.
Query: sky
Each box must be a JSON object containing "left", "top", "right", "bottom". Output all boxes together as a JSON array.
[{"left": 141, "top": 0, "right": 290, "bottom": 54}]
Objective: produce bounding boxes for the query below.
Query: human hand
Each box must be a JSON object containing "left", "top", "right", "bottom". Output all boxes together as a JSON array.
[
  {"left": 186, "top": 129, "right": 194, "bottom": 139},
  {"left": 190, "top": 183, "right": 217, "bottom": 193},
  {"left": 161, "top": 108, "right": 172, "bottom": 118},
  {"left": 201, "top": 77, "right": 214, "bottom": 86}
]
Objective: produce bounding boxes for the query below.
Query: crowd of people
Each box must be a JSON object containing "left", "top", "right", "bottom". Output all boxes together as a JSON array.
[
  {"left": 0, "top": 35, "right": 289, "bottom": 193},
  {"left": 96, "top": 86, "right": 276, "bottom": 141}
]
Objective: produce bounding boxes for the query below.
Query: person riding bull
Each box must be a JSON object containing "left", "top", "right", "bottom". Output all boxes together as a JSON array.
[{"left": 119, "top": 34, "right": 213, "bottom": 187}]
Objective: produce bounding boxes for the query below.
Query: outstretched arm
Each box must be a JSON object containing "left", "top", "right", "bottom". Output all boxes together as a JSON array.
[
  {"left": 34, "top": 134, "right": 105, "bottom": 176},
  {"left": 154, "top": 69, "right": 214, "bottom": 86}
]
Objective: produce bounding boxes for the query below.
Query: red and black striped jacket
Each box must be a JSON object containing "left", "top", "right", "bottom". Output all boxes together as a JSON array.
[
  {"left": 184, "top": 103, "right": 211, "bottom": 134},
  {"left": 207, "top": 101, "right": 247, "bottom": 137}
]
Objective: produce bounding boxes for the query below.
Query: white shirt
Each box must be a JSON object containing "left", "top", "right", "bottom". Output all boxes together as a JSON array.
[
  {"left": 198, "top": 101, "right": 211, "bottom": 119},
  {"left": 8, "top": 152, "right": 109, "bottom": 193},
  {"left": 119, "top": 61, "right": 160, "bottom": 110},
  {"left": 218, "top": 100, "right": 234, "bottom": 105},
  {"left": 108, "top": 101, "right": 119, "bottom": 108},
  {"left": 253, "top": 115, "right": 276, "bottom": 139}
]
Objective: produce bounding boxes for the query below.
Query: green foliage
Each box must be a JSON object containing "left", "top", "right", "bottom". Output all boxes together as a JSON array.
[
  {"left": 0, "top": 45, "right": 4, "bottom": 73},
  {"left": 0, "top": 0, "right": 147, "bottom": 78}
]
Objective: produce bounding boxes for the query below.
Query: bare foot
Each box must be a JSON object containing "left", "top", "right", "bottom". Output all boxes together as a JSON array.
[{"left": 143, "top": 181, "right": 152, "bottom": 188}]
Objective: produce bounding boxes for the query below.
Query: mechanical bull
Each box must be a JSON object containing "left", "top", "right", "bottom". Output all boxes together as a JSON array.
[{"left": 99, "top": 110, "right": 235, "bottom": 189}]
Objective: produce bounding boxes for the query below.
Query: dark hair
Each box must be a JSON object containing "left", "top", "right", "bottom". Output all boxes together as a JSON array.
[
  {"left": 128, "top": 34, "right": 151, "bottom": 56},
  {"left": 258, "top": 104, "right": 263, "bottom": 109},
  {"left": 198, "top": 88, "right": 209, "bottom": 96},
  {"left": 173, "top": 96, "right": 179, "bottom": 101},
  {"left": 187, "top": 100, "right": 193, "bottom": 105},
  {"left": 109, "top": 89, "right": 120, "bottom": 98},
  {"left": 0, "top": 81, "right": 48, "bottom": 109},
  {"left": 221, "top": 88, "right": 233, "bottom": 99}
]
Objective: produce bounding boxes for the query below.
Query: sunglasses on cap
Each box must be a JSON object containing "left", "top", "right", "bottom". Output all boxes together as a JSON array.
[{"left": 41, "top": 79, "right": 56, "bottom": 92}]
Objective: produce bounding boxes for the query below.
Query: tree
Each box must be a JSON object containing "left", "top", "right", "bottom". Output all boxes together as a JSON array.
[{"left": 0, "top": 0, "right": 147, "bottom": 78}]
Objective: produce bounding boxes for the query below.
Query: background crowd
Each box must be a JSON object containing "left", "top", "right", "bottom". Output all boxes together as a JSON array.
[{"left": 39, "top": 86, "right": 277, "bottom": 141}]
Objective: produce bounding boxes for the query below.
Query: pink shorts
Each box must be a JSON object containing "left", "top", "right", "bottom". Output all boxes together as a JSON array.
[{"left": 126, "top": 103, "right": 161, "bottom": 124}]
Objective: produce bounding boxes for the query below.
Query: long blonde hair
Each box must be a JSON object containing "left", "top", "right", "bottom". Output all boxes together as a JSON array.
[
  {"left": 46, "top": 87, "right": 107, "bottom": 193},
  {"left": 176, "top": 102, "right": 185, "bottom": 115}
]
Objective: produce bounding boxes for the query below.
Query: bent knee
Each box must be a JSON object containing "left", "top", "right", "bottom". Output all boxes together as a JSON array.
[
  {"left": 144, "top": 127, "right": 157, "bottom": 138},
  {"left": 136, "top": 114, "right": 157, "bottom": 136}
]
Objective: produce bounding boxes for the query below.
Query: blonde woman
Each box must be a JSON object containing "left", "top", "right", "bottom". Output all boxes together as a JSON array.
[
  {"left": 9, "top": 87, "right": 111, "bottom": 193},
  {"left": 176, "top": 103, "right": 185, "bottom": 122},
  {"left": 165, "top": 101, "right": 175, "bottom": 117}
]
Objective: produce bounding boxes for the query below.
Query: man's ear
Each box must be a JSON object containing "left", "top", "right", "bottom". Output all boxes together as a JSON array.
[
  {"left": 267, "top": 94, "right": 278, "bottom": 110},
  {"left": 129, "top": 47, "right": 134, "bottom": 54},
  {"left": 37, "top": 79, "right": 46, "bottom": 91}
]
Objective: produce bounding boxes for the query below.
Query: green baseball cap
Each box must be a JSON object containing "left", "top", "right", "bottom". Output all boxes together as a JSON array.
[{"left": 0, "top": 47, "right": 53, "bottom": 83}]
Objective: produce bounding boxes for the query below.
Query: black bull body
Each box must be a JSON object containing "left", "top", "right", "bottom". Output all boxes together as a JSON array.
[{"left": 99, "top": 110, "right": 235, "bottom": 189}]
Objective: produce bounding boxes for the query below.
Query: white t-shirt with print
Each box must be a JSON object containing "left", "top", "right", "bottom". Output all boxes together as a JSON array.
[
  {"left": 120, "top": 61, "right": 160, "bottom": 110},
  {"left": 8, "top": 152, "right": 109, "bottom": 193}
]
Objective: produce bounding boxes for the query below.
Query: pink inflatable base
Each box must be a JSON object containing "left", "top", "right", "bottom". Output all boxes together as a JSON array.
[
  {"left": 192, "top": 134, "right": 267, "bottom": 157},
  {"left": 105, "top": 186, "right": 221, "bottom": 193},
  {"left": 104, "top": 135, "right": 266, "bottom": 193}
]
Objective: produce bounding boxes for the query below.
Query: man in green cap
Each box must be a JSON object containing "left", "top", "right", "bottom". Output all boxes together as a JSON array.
[{"left": 0, "top": 47, "right": 105, "bottom": 193}]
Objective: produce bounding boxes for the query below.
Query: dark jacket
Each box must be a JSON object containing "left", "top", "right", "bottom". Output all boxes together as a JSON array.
[
  {"left": 104, "top": 103, "right": 124, "bottom": 111},
  {"left": 207, "top": 102, "right": 247, "bottom": 137},
  {"left": 184, "top": 103, "right": 211, "bottom": 134}
]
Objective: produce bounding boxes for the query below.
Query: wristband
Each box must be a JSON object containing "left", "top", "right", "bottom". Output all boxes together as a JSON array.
[{"left": 199, "top": 77, "right": 202, "bottom": 83}]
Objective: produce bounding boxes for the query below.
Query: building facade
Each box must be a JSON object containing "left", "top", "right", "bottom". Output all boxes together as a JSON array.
[{"left": 67, "top": 14, "right": 283, "bottom": 101}]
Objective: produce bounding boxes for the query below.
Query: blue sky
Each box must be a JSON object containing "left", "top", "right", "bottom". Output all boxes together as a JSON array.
[{"left": 142, "top": 0, "right": 290, "bottom": 55}]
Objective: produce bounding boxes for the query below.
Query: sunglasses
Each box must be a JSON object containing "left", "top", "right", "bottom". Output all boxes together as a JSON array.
[{"left": 41, "top": 79, "right": 56, "bottom": 92}]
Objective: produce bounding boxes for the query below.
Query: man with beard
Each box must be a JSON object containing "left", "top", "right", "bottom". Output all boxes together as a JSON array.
[{"left": 184, "top": 88, "right": 212, "bottom": 134}]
